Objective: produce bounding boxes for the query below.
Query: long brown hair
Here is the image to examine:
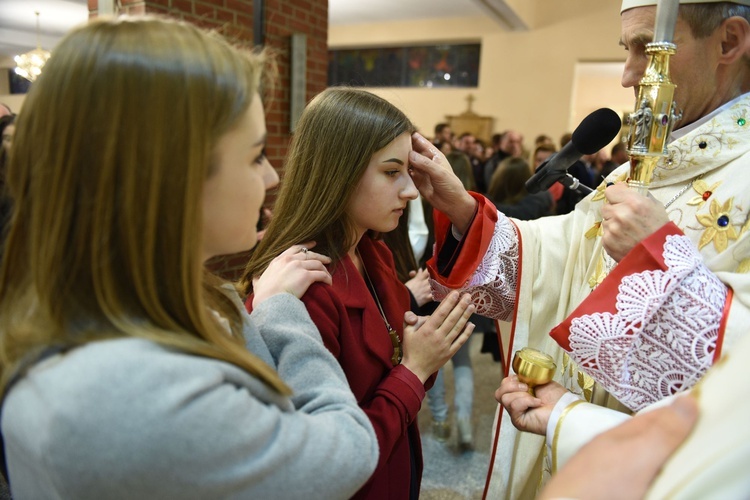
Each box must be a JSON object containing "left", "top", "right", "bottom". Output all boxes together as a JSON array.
[
  {"left": 242, "top": 88, "right": 415, "bottom": 292},
  {"left": 0, "top": 16, "right": 289, "bottom": 395},
  {"left": 487, "top": 156, "right": 533, "bottom": 205}
]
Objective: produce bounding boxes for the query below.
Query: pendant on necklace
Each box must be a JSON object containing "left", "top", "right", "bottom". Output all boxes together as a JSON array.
[{"left": 388, "top": 327, "right": 402, "bottom": 366}]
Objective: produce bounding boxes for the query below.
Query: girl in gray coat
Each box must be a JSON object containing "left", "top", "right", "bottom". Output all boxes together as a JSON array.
[{"left": 0, "top": 16, "right": 377, "bottom": 500}]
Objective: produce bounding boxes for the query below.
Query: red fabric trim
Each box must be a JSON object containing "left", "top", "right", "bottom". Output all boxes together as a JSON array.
[
  {"left": 713, "top": 286, "right": 732, "bottom": 363},
  {"left": 638, "top": 221, "right": 684, "bottom": 268},
  {"left": 501, "top": 220, "right": 522, "bottom": 377},
  {"left": 428, "top": 192, "right": 498, "bottom": 288},
  {"left": 493, "top": 320, "right": 505, "bottom": 374},
  {"left": 549, "top": 221, "right": 683, "bottom": 351}
]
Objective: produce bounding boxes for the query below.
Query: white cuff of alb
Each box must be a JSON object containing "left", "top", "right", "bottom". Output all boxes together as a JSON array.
[{"left": 546, "top": 391, "right": 584, "bottom": 450}]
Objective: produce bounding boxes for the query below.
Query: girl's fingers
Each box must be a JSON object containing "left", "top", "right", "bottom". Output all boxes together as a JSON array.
[
  {"left": 436, "top": 294, "right": 474, "bottom": 333},
  {"left": 425, "top": 291, "right": 462, "bottom": 326},
  {"left": 444, "top": 303, "right": 475, "bottom": 342}
]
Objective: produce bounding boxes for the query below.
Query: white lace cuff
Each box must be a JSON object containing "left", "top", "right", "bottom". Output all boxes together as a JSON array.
[
  {"left": 567, "top": 235, "right": 727, "bottom": 411},
  {"left": 431, "top": 212, "right": 519, "bottom": 321}
]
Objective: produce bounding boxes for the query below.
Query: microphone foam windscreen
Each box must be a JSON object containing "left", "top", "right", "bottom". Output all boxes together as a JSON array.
[{"left": 571, "top": 108, "right": 622, "bottom": 154}]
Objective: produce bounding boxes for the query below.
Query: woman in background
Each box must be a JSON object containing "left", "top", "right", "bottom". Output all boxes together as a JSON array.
[
  {"left": 434, "top": 139, "right": 476, "bottom": 192},
  {"left": 0, "top": 17, "right": 377, "bottom": 499},
  {"left": 0, "top": 113, "right": 15, "bottom": 244},
  {"left": 243, "top": 88, "right": 475, "bottom": 499},
  {"left": 488, "top": 156, "right": 553, "bottom": 221}
]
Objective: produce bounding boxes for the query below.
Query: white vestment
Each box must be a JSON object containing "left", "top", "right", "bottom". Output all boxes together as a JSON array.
[
  {"left": 550, "top": 331, "right": 750, "bottom": 499},
  {"left": 429, "top": 93, "right": 750, "bottom": 498}
]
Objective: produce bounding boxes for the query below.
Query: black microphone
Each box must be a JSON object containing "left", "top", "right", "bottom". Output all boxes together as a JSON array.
[{"left": 526, "top": 108, "right": 622, "bottom": 193}]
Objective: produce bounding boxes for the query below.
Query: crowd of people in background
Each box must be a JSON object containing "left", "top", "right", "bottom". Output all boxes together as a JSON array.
[{"left": 430, "top": 121, "right": 627, "bottom": 219}]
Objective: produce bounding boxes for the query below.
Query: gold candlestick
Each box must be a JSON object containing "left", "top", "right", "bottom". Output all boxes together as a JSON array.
[
  {"left": 625, "top": 0, "right": 681, "bottom": 195},
  {"left": 512, "top": 347, "right": 556, "bottom": 396}
]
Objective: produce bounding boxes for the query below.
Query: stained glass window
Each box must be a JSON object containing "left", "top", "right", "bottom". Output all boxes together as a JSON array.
[{"left": 328, "top": 43, "right": 480, "bottom": 88}]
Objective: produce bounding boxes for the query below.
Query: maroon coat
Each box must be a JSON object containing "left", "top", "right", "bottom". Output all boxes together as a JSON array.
[{"left": 250, "top": 236, "right": 429, "bottom": 499}]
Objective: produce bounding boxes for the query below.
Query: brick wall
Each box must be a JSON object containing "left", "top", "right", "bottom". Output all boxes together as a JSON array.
[{"left": 89, "top": 0, "right": 329, "bottom": 281}]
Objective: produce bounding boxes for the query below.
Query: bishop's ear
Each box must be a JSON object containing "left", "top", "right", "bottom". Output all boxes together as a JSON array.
[{"left": 719, "top": 16, "right": 750, "bottom": 63}]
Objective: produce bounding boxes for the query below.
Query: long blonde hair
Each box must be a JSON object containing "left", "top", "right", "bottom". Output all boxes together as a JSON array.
[
  {"left": 0, "top": 16, "right": 289, "bottom": 395},
  {"left": 242, "top": 88, "right": 414, "bottom": 293}
]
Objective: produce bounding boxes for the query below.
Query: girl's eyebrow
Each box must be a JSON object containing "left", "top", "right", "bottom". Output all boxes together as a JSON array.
[
  {"left": 253, "top": 133, "right": 267, "bottom": 147},
  {"left": 381, "top": 158, "right": 404, "bottom": 165}
]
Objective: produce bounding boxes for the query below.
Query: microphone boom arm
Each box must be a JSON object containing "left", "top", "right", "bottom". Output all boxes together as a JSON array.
[{"left": 530, "top": 159, "right": 593, "bottom": 195}]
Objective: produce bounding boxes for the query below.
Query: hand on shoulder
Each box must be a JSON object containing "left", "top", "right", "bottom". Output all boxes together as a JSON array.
[{"left": 252, "top": 242, "right": 332, "bottom": 307}]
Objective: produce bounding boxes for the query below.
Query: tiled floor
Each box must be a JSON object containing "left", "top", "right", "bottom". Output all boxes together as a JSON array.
[{"left": 419, "top": 334, "right": 505, "bottom": 499}]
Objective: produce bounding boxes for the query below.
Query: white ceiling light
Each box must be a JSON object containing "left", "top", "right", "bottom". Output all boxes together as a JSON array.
[{"left": 14, "top": 11, "right": 51, "bottom": 82}]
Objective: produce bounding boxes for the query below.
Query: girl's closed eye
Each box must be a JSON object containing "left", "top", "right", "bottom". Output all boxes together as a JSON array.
[{"left": 253, "top": 147, "right": 267, "bottom": 165}]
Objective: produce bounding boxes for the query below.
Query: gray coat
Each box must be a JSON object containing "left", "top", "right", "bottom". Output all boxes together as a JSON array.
[{"left": 2, "top": 293, "right": 378, "bottom": 499}]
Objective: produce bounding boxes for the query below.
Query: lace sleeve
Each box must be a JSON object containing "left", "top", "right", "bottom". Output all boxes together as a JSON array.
[
  {"left": 567, "top": 234, "right": 728, "bottom": 411},
  {"left": 430, "top": 212, "right": 519, "bottom": 321}
]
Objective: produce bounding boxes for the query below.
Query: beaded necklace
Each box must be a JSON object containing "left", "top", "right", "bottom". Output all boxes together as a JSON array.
[
  {"left": 357, "top": 250, "right": 402, "bottom": 366},
  {"left": 664, "top": 173, "right": 703, "bottom": 209}
]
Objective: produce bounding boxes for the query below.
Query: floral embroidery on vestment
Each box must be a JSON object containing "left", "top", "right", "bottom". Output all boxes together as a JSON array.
[
  {"left": 696, "top": 197, "right": 742, "bottom": 252},
  {"left": 686, "top": 178, "right": 721, "bottom": 207}
]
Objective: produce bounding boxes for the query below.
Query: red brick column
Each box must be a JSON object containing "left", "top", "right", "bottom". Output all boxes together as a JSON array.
[{"left": 89, "top": 0, "right": 329, "bottom": 281}]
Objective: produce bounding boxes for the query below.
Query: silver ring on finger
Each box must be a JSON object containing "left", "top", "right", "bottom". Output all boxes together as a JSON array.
[{"left": 300, "top": 246, "right": 308, "bottom": 259}]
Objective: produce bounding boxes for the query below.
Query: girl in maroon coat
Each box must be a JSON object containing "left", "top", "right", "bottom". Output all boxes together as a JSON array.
[{"left": 243, "top": 88, "right": 475, "bottom": 499}]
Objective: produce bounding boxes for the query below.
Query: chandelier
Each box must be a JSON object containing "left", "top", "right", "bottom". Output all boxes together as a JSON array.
[{"left": 14, "top": 11, "right": 51, "bottom": 82}]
